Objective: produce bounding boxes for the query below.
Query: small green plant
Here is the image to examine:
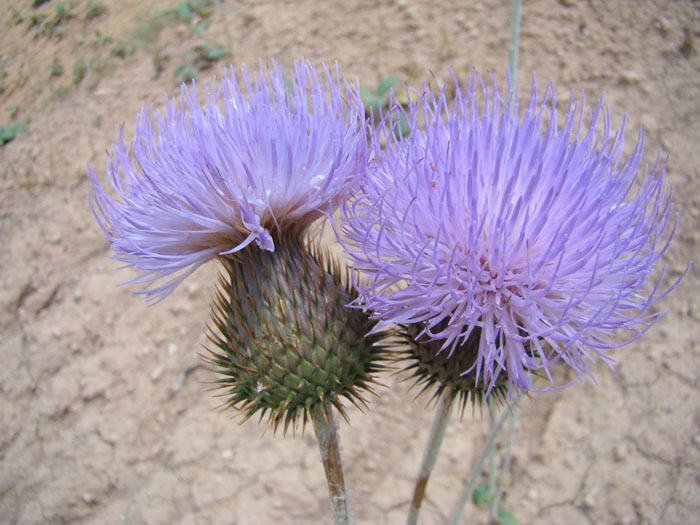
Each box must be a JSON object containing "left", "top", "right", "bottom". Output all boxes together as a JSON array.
[
  {"left": 172, "top": 42, "right": 229, "bottom": 85},
  {"left": 360, "top": 76, "right": 402, "bottom": 113},
  {"left": 174, "top": 64, "right": 197, "bottom": 83},
  {"left": 49, "top": 58, "right": 63, "bottom": 77},
  {"left": 0, "top": 122, "right": 26, "bottom": 147},
  {"left": 94, "top": 31, "right": 113, "bottom": 48},
  {"left": 73, "top": 59, "right": 89, "bottom": 84},
  {"left": 176, "top": 2, "right": 195, "bottom": 22},
  {"left": 38, "top": 2, "right": 76, "bottom": 39},
  {"left": 360, "top": 76, "right": 411, "bottom": 138},
  {"left": 10, "top": 7, "right": 24, "bottom": 26},
  {"left": 86, "top": 77, "right": 99, "bottom": 92},
  {"left": 171, "top": 0, "right": 216, "bottom": 23},
  {"left": 193, "top": 43, "right": 229, "bottom": 64},
  {"left": 85, "top": 0, "right": 107, "bottom": 21},
  {"left": 111, "top": 40, "right": 129, "bottom": 59},
  {"left": 472, "top": 483, "right": 495, "bottom": 506},
  {"left": 188, "top": 0, "right": 215, "bottom": 17},
  {"left": 132, "top": 13, "right": 166, "bottom": 49},
  {"left": 496, "top": 509, "right": 519, "bottom": 525},
  {"left": 54, "top": 2, "right": 74, "bottom": 22},
  {"left": 143, "top": 0, "right": 217, "bottom": 35},
  {"left": 27, "top": 1, "right": 76, "bottom": 39},
  {"left": 32, "top": 0, "right": 50, "bottom": 7},
  {"left": 28, "top": 13, "right": 46, "bottom": 29},
  {"left": 8, "top": 105, "right": 21, "bottom": 119},
  {"left": 52, "top": 85, "right": 70, "bottom": 100},
  {"left": 0, "top": 58, "right": 7, "bottom": 94},
  {"left": 192, "top": 19, "right": 211, "bottom": 36}
]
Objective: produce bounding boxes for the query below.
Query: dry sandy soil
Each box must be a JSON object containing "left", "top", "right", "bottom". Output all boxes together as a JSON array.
[{"left": 1, "top": 1, "right": 699, "bottom": 524}]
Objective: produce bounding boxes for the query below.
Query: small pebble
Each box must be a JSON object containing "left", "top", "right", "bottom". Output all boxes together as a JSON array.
[
  {"left": 151, "top": 365, "right": 163, "bottom": 382},
  {"left": 654, "top": 16, "right": 672, "bottom": 34},
  {"left": 47, "top": 231, "right": 62, "bottom": 245},
  {"left": 613, "top": 442, "right": 628, "bottom": 462},
  {"left": 619, "top": 70, "right": 641, "bottom": 85},
  {"left": 222, "top": 449, "right": 233, "bottom": 459},
  {"left": 168, "top": 343, "right": 178, "bottom": 355},
  {"left": 583, "top": 486, "right": 599, "bottom": 508},
  {"left": 661, "top": 135, "right": 673, "bottom": 152},
  {"left": 641, "top": 114, "right": 658, "bottom": 132}
]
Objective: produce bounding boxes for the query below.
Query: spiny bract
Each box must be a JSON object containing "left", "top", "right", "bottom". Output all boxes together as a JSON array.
[
  {"left": 397, "top": 320, "right": 510, "bottom": 411},
  {"left": 205, "top": 236, "right": 388, "bottom": 434}
]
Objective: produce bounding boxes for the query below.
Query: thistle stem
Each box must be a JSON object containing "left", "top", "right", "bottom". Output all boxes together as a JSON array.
[
  {"left": 312, "top": 401, "right": 354, "bottom": 525},
  {"left": 509, "top": 0, "right": 522, "bottom": 80},
  {"left": 491, "top": 403, "right": 519, "bottom": 521},
  {"left": 450, "top": 398, "right": 518, "bottom": 525},
  {"left": 487, "top": 402, "right": 501, "bottom": 523},
  {"left": 407, "top": 388, "right": 455, "bottom": 525}
]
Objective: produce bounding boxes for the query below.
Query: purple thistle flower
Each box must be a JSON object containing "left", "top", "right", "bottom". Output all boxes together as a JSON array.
[
  {"left": 340, "top": 71, "right": 683, "bottom": 397},
  {"left": 88, "top": 59, "right": 367, "bottom": 302}
]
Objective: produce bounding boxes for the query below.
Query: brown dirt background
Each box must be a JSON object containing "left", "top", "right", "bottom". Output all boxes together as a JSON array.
[{"left": 1, "top": 1, "right": 699, "bottom": 524}]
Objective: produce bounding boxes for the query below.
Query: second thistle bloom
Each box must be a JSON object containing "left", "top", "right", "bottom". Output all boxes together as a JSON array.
[
  {"left": 340, "top": 72, "right": 680, "bottom": 398},
  {"left": 89, "top": 59, "right": 367, "bottom": 301}
]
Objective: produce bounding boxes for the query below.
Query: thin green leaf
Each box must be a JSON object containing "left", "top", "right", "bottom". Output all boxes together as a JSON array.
[
  {"left": 392, "top": 112, "right": 411, "bottom": 139},
  {"left": 497, "top": 508, "right": 519, "bottom": 525},
  {"left": 472, "top": 483, "right": 494, "bottom": 506},
  {"left": 176, "top": 2, "right": 195, "bottom": 22},
  {"left": 0, "top": 122, "right": 27, "bottom": 146},
  {"left": 377, "top": 76, "right": 402, "bottom": 98},
  {"left": 360, "top": 88, "right": 381, "bottom": 113}
]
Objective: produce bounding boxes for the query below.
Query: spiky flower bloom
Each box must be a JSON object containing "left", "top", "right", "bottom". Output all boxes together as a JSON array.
[
  {"left": 88, "top": 59, "right": 388, "bottom": 430},
  {"left": 89, "top": 59, "right": 367, "bottom": 302},
  {"left": 340, "top": 72, "right": 681, "bottom": 401}
]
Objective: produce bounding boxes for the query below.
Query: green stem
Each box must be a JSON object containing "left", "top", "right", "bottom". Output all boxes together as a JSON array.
[
  {"left": 407, "top": 389, "right": 455, "bottom": 525},
  {"left": 450, "top": 398, "right": 519, "bottom": 525},
  {"left": 312, "top": 401, "right": 354, "bottom": 525},
  {"left": 509, "top": 0, "right": 523, "bottom": 80},
  {"left": 492, "top": 404, "right": 519, "bottom": 521},
  {"left": 487, "top": 402, "right": 500, "bottom": 523}
]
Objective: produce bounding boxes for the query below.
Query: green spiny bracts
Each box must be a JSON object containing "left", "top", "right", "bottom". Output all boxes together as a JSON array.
[
  {"left": 205, "top": 234, "right": 389, "bottom": 435},
  {"left": 396, "top": 322, "right": 510, "bottom": 413}
]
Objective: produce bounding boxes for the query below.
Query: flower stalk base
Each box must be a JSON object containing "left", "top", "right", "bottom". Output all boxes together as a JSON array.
[
  {"left": 407, "top": 388, "right": 455, "bottom": 525},
  {"left": 312, "top": 401, "right": 354, "bottom": 525}
]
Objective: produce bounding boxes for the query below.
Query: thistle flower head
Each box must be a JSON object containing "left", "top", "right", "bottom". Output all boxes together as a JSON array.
[
  {"left": 204, "top": 236, "right": 388, "bottom": 434},
  {"left": 88, "top": 58, "right": 367, "bottom": 301},
  {"left": 340, "top": 71, "right": 682, "bottom": 399}
]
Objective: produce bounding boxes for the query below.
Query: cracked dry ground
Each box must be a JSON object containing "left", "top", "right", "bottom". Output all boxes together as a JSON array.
[{"left": 1, "top": 1, "right": 699, "bottom": 524}]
